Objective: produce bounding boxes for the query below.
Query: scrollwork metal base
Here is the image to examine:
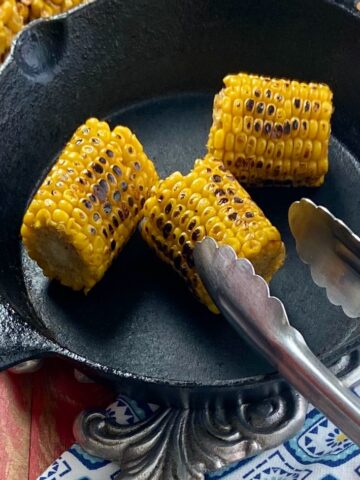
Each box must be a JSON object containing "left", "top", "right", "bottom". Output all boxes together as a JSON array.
[{"left": 74, "top": 389, "right": 307, "bottom": 480}]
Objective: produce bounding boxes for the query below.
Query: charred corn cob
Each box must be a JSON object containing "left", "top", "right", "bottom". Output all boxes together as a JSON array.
[
  {"left": 21, "top": 118, "right": 158, "bottom": 292},
  {"left": 207, "top": 72, "right": 333, "bottom": 187},
  {"left": 0, "top": 0, "right": 27, "bottom": 59},
  {"left": 140, "top": 155, "right": 285, "bottom": 313}
]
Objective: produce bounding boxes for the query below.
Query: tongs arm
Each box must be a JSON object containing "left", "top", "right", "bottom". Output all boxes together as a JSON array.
[{"left": 194, "top": 237, "right": 360, "bottom": 445}]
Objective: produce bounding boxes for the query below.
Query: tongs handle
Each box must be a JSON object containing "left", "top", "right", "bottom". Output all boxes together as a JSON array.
[
  {"left": 194, "top": 238, "right": 360, "bottom": 446},
  {"left": 268, "top": 325, "right": 360, "bottom": 445}
]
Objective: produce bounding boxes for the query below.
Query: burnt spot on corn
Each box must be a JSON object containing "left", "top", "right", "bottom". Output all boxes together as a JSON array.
[
  {"left": 246, "top": 99, "right": 255, "bottom": 111},
  {"left": 162, "top": 222, "right": 172, "bottom": 239},
  {"left": 92, "top": 163, "right": 103, "bottom": 174},
  {"left": 256, "top": 102, "right": 265, "bottom": 114}
]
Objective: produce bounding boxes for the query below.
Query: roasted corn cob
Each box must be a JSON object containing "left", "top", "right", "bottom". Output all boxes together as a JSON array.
[
  {"left": 207, "top": 72, "right": 333, "bottom": 187},
  {"left": 21, "top": 118, "right": 158, "bottom": 292},
  {"left": 0, "top": 0, "right": 27, "bottom": 59},
  {"left": 140, "top": 155, "right": 285, "bottom": 313}
]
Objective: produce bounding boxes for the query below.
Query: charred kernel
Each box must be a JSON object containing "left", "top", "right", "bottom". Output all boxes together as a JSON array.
[
  {"left": 178, "top": 234, "right": 186, "bottom": 246},
  {"left": 107, "top": 173, "right": 116, "bottom": 184},
  {"left": 128, "top": 197, "right": 134, "bottom": 207},
  {"left": 233, "top": 196, "right": 243, "bottom": 203},
  {"left": 82, "top": 199, "right": 92, "bottom": 209},
  {"left": 275, "top": 94, "right": 283, "bottom": 102},
  {"left": 85, "top": 170, "right": 93, "bottom": 178},
  {"left": 112, "top": 216, "right": 119, "bottom": 227},
  {"left": 165, "top": 203, "right": 172, "bottom": 214},
  {"left": 93, "top": 213, "right": 100, "bottom": 222},
  {"left": 246, "top": 99, "right": 255, "bottom": 111},
  {"left": 188, "top": 219, "right": 197, "bottom": 231},
  {"left": 218, "top": 198, "right": 229, "bottom": 205},
  {"left": 182, "top": 242, "right": 193, "bottom": 256},
  {"left": 75, "top": 139, "right": 83, "bottom": 145},
  {"left": 103, "top": 203, "right": 112, "bottom": 214},
  {"left": 313, "top": 101, "right": 320, "bottom": 112},
  {"left": 163, "top": 222, "right": 173, "bottom": 238},
  {"left": 254, "top": 120, "right": 262, "bottom": 132},
  {"left": 256, "top": 102, "right": 265, "bottom": 114},
  {"left": 228, "top": 212, "right": 238, "bottom": 221},
  {"left": 256, "top": 160, "right": 263, "bottom": 168},
  {"left": 140, "top": 197, "right": 146, "bottom": 207},
  {"left": 294, "top": 98, "right": 301, "bottom": 108},
  {"left": 113, "top": 165, "right": 122, "bottom": 176},
  {"left": 265, "top": 89, "right": 271, "bottom": 98},
  {"left": 121, "top": 181, "right": 128, "bottom": 191},
  {"left": 93, "top": 184, "right": 107, "bottom": 202},
  {"left": 264, "top": 122, "right": 272, "bottom": 135},
  {"left": 113, "top": 191, "right": 121, "bottom": 201},
  {"left": 292, "top": 119, "right": 299, "bottom": 130},
  {"left": 212, "top": 174, "right": 222, "bottom": 183},
  {"left": 99, "top": 157, "right": 107, "bottom": 164},
  {"left": 92, "top": 163, "right": 103, "bottom": 174},
  {"left": 267, "top": 105, "right": 275, "bottom": 115},
  {"left": 134, "top": 162, "right": 141, "bottom": 170},
  {"left": 89, "top": 194, "right": 97, "bottom": 203},
  {"left": 284, "top": 121, "right": 291, "bottom": 134},
  {"left": 254, "top": 88, "right": 261, "bottom": 98},
  {"left": 99, "top": 179, "right": 109, "bottom": 192},
  {"left": 106, "top": 149, "right": 114, "bottom": 158},
  {"left": 304, "top": 100, "right": 311, "bottom": 112},
  {"left": 191, "top": 228, "right": 202, "bottom": 241},
  {"left": 91, "top": 137, "right": 101, "bottom": 145},
  {"left": 111, "top": 240, "right": 116, "bottom": 251},
  {"left": 245, "top": 211, "right": 254, "bottom": 218},
  {"left": 102, "top": 228, "right": 108, "bottom": 238},
  {"left": 274, "top": 124, "right": 283, "bottom": 138},
  {"left": 89, "top": 226, "right": 96, "bottom": 235}
]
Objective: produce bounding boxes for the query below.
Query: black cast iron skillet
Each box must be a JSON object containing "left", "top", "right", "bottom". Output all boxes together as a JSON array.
[{"left": 0, "top": 0, "right": 360, "bottom": 408}]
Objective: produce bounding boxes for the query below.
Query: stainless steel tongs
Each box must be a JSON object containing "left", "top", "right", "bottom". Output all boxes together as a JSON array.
[{"left": 194, "top": 198, "right": 360, "bottom": 445}]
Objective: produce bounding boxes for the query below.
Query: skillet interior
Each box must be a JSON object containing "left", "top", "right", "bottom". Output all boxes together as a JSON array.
[{"left": 1, "top": 0, "right": 360, "bottom": 386}]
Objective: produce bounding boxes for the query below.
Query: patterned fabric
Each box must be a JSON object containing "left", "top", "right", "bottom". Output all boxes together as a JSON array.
[{"left": 39, "top": 386, "right": 360, "bottom": 480}]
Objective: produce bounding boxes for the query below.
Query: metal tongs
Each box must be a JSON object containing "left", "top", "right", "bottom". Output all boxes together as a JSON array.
[{"left": 194, "top": 198, "right": 360, "bottom": 445}]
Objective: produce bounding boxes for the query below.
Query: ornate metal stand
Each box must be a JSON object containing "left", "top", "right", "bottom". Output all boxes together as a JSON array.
[
  {"left": 74, "top": 388, "right": 307, "bottom": 480},
  {"left": 73, "top": 342, "right": 360, "bottom": 479}
]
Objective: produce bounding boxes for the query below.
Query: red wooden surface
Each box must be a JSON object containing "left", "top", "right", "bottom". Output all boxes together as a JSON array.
[{"left": 0, "top": 359, "right": 114, "bottom": 480}]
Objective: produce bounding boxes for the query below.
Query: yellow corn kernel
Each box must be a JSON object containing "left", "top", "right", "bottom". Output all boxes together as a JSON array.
[
  {"left": 208, "top": 72, "right": 333, "bottom": 186},
  {"left": 21, "top": 118, "right": 158, "bottom": 293},
  {"left": 140, "top": 154, "right": 285, "bottom": 313}
]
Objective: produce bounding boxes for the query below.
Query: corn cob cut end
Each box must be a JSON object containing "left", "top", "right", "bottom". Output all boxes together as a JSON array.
[
  {"left": 21, "top": 224, "right": 98, "bottom": 292},
  {"left": 141, "top": 155, "right": 285, "bottom": 313},
  {"left": 21, "top": 118, "right": 158, "bottom": 292}
]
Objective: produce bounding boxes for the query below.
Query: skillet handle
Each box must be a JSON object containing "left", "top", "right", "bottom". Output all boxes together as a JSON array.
[
  {"left": 194, "top": 238, "right": 360, "bottom": 446},
  {"left": 0, "top": 302, "right": 53, "bottom": 370}
]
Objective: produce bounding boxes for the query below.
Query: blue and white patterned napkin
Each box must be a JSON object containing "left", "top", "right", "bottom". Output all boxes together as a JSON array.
[{"left": 39, "top": 385, "right": 360, "bottom": 480}]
